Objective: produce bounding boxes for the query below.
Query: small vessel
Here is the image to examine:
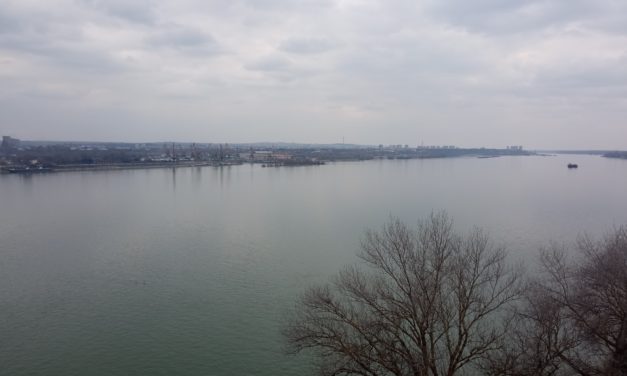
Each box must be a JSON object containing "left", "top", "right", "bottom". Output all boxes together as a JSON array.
[{"left": 567, "top": 163, "right": 578, "bottom": 169}]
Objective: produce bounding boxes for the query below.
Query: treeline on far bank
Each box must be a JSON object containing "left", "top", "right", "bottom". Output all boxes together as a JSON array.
[
  {"left": 4, "top": 145, "right": 151, "bottom": 165},
  {"left": 1, "top": 143, "right": 534, "bottom": 167},
  {"left": 604, "top": 151, "right": 627, "bottom": 159}
]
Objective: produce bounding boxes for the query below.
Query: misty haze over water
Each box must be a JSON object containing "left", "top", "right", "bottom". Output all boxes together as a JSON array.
[{"left": 2, "top": 154, "right": 627, "bottom": 375}]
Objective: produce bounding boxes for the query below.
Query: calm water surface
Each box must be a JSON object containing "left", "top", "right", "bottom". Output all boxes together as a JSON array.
[{"left": 1, "top": 155, "right": 627, "bottom": 375}]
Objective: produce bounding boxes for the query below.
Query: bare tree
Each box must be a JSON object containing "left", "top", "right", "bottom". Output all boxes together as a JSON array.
[
  {"left": 479, "top": 276, "right": 573, "bottom": 376},
  {"left": 488, "top": 227, "right": 627, "bottom": 376},
  {"left": 284, "top": 213, "right": 523, "bottom": 376}
]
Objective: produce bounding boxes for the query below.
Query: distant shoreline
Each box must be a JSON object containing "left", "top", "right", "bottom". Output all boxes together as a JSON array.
[
  {"left": 0, "top": 153, "right": 540, "bottom": 175},
  {"left": 0, "top": 142, "right": 549, "bottom": 175},
  {"left": 0, "top": 161, "right": 242, "bottom": 174}
]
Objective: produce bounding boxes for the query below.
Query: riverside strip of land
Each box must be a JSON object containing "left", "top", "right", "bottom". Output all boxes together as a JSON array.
[{"left": 1, "top": 138, "right": 537, "bottom": 174}]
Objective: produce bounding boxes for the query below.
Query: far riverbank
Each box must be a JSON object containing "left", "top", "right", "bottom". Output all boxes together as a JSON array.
[{"left": 0, "top": 161, "right": 242, "bottom": 174}]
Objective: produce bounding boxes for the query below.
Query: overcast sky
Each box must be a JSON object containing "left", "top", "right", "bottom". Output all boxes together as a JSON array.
[{"left": 1, "top": 0, "right": 626, "bottom": 148}]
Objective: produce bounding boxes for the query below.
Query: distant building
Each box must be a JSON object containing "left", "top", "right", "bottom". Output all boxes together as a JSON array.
[
  {"left": 1, "top": 136, "right": 20, "bottom": 150},
  {"left": 246, "top": 150, "right": 292, "bottom": 161},
  {"left": 253, "top": 151, "right": 273, "bottom": 161},
  {"left": 272, "top": 152, "right": 292, "bottom": 161}
]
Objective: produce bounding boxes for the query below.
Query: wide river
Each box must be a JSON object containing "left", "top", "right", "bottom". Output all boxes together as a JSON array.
[{"left": 1, "top": 154, "right": 627, "bottom": 375}]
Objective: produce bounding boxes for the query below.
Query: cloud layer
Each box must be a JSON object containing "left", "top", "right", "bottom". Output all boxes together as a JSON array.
[{"left": 1, "top": 0, "right": 626, "bottom": 148}]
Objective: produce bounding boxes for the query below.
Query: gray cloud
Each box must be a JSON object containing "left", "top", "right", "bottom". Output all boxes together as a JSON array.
[
  {"left": 0, "top": 8, "right": 21, "bottom": 34},
  {"left": 80, "top": 0, "right": 158, "bottom": 24},
  {"left": 244, "top": 56, "right": 291, "bottom": 72},
  {"left": 279, "top": 38, "right": 338, "bottom": 54},
  {"left": 147, "top": 25, "right": 223, "bottom": 56},
  {"left": 0, "top": 0, "right": 626, "bottom": 148},
  {"left": 532, "top": 56, "right": 627, "bottom": 95},
  {"left": 0, "top": 21, "right": 124, "bottom": 75},
  {"left": 427, "top": 0, "right": 627, "bottom": 35},
  {"left": 225, "top": 0, "right": 334, "bottom": 12}
]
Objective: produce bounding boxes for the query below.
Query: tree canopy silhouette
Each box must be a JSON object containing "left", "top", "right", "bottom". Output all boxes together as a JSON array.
[
  {"left": 487, "top": 227, "right": 627, "bottom": 376},
  {"left": 284, "top": 213, "right": 523, "bottom": 376}
]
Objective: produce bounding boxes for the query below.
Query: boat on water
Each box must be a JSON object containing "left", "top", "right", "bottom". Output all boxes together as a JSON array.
[{"left": 567, "top": 163, "right": 578, "bottom": 169}]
